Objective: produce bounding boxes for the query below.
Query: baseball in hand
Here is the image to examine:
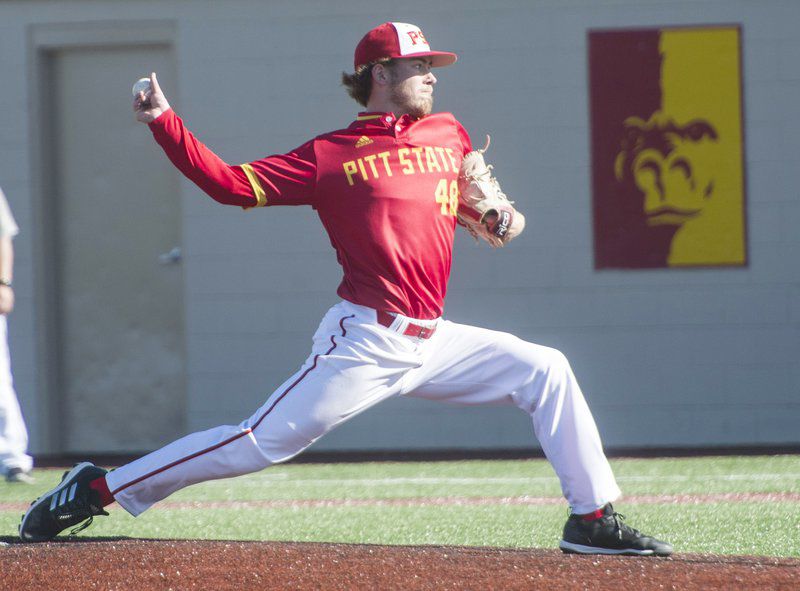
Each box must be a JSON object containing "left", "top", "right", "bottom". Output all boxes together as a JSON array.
[{"left": 132, "top": 77, "right": 152, "bottom": 98}]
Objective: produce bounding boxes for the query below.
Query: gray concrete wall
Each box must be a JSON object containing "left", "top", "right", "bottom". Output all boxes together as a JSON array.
[{"left": 1, "top": 0, "right": 798, "bottom": 455}]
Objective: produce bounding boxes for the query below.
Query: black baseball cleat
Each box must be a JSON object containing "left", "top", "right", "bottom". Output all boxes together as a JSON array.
[
  {"left": 559, "top": 504, "right": 673, "bottom": 556},
  {"left": 19, "top": 462, "right": 109, "bottom": 543}
]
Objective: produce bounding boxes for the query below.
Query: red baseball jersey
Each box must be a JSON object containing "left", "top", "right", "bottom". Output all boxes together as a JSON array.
[{"left": 150, "top": 110, "right": 473, "bottom": 319}]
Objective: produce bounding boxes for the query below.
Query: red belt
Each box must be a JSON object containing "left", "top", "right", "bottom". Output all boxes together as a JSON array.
[{"left": 376, "top": 310, "right": 437, "bottom": 339}]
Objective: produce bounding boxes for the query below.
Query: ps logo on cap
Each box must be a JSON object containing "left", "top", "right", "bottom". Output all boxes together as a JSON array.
[{"left": 354, "top": 22, "right": 458, "bottom": 70}]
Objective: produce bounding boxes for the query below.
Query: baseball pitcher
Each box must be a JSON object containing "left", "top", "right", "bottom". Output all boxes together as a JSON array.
[{"left": 20, "top": 22, "right": 672, "bottom": 556}]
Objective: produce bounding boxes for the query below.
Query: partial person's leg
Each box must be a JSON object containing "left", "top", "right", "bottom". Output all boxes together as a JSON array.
[
  {"left": 107, "top": 302, "right": 420, "bottom": 516},
  {"left": 404, "top": 319, "right": 672, "bottom": 555},
  {"left": 403, "top": 320, "right": 620, "bottom": 514},
  {"left": 0, "top": 316, "right": 32, "bottom": 476}
]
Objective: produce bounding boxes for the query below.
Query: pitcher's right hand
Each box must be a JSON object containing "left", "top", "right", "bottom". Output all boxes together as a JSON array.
[{"left": 133, "top": 72, "right": 171, "bottom": 123}]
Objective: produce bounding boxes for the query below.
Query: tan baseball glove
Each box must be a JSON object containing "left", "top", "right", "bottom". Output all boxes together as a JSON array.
[{"left": 457, "top": 137, "right": 525, "bottom": 247}]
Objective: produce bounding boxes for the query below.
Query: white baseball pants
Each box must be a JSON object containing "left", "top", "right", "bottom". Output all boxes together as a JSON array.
[
  {"left": 0, "top": 316, "right": 32, "bottom": 475},
  {"left": 107, "top": 300, "right": 621, "bottom": 516}
]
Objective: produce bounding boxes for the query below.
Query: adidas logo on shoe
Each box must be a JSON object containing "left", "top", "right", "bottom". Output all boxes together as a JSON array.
[{"left": 19, "top": 462, "right": 109, "bottom": 542}]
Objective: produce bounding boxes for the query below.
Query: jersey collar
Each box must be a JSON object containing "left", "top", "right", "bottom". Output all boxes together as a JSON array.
[{"left": 352, "top": 111, "right": 417, "bottom": 129}]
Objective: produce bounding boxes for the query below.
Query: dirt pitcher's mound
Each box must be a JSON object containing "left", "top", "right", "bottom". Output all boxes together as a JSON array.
[{"left": 1, "top": 539, "right": 798, "bottom": 590}]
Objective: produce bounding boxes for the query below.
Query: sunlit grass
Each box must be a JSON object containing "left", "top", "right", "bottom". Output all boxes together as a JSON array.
[{"left": 2, "top": 455, "right": 797, "bottom": 556}]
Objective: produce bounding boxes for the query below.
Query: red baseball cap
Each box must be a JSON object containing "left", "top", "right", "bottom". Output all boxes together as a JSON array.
[{"left": 354, "top": 22, "right": 457, "bottom": 70}]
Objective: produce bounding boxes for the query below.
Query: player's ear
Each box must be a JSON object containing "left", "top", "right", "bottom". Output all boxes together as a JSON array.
[{"left": 372, "top": 63, "right": 390, "bottom": 86}]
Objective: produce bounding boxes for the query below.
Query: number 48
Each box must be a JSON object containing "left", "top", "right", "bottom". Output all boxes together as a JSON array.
[{"left": 435, "top": 179, "right": 459, "bottom": 216}]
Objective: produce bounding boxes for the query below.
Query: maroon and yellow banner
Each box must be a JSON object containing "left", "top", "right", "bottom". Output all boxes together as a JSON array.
[{"left": 589, "top": 25, "right": 747, "bottom": 268}]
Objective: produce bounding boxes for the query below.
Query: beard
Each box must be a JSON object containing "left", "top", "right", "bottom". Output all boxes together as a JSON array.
[{"left": 389, "top": 82, "right": 433, "bottom": 119}]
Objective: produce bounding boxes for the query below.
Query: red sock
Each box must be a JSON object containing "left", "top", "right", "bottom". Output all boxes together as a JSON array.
[
  {"left": 89, "top": 476, "right": 115, "bottom": 507},
  {"left": 579, "top": 505, "right": 608, "bottom": 522}
]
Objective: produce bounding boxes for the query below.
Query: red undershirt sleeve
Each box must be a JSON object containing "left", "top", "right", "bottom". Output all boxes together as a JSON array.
[{"left": 149, "top": 109, "right": 318, "bottom": 209}]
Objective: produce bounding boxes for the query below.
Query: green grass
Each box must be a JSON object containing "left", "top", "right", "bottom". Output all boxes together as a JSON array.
[{"left": 2, "top": 455, "right": 798, "bottom": 557}]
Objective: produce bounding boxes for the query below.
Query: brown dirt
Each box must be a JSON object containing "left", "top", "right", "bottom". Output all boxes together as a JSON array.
[{"left": 0, "top": 538, "right": 797, "bottom": 591}]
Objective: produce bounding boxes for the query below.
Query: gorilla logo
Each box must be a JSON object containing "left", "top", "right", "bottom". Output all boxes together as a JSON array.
[{"left": 614, "top": 112, "right": 719, "bottom": 227}]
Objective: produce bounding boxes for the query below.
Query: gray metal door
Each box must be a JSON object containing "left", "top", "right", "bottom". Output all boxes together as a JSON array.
[{"left": 49, "top": 45, "right": 185, "bottom": 453}]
